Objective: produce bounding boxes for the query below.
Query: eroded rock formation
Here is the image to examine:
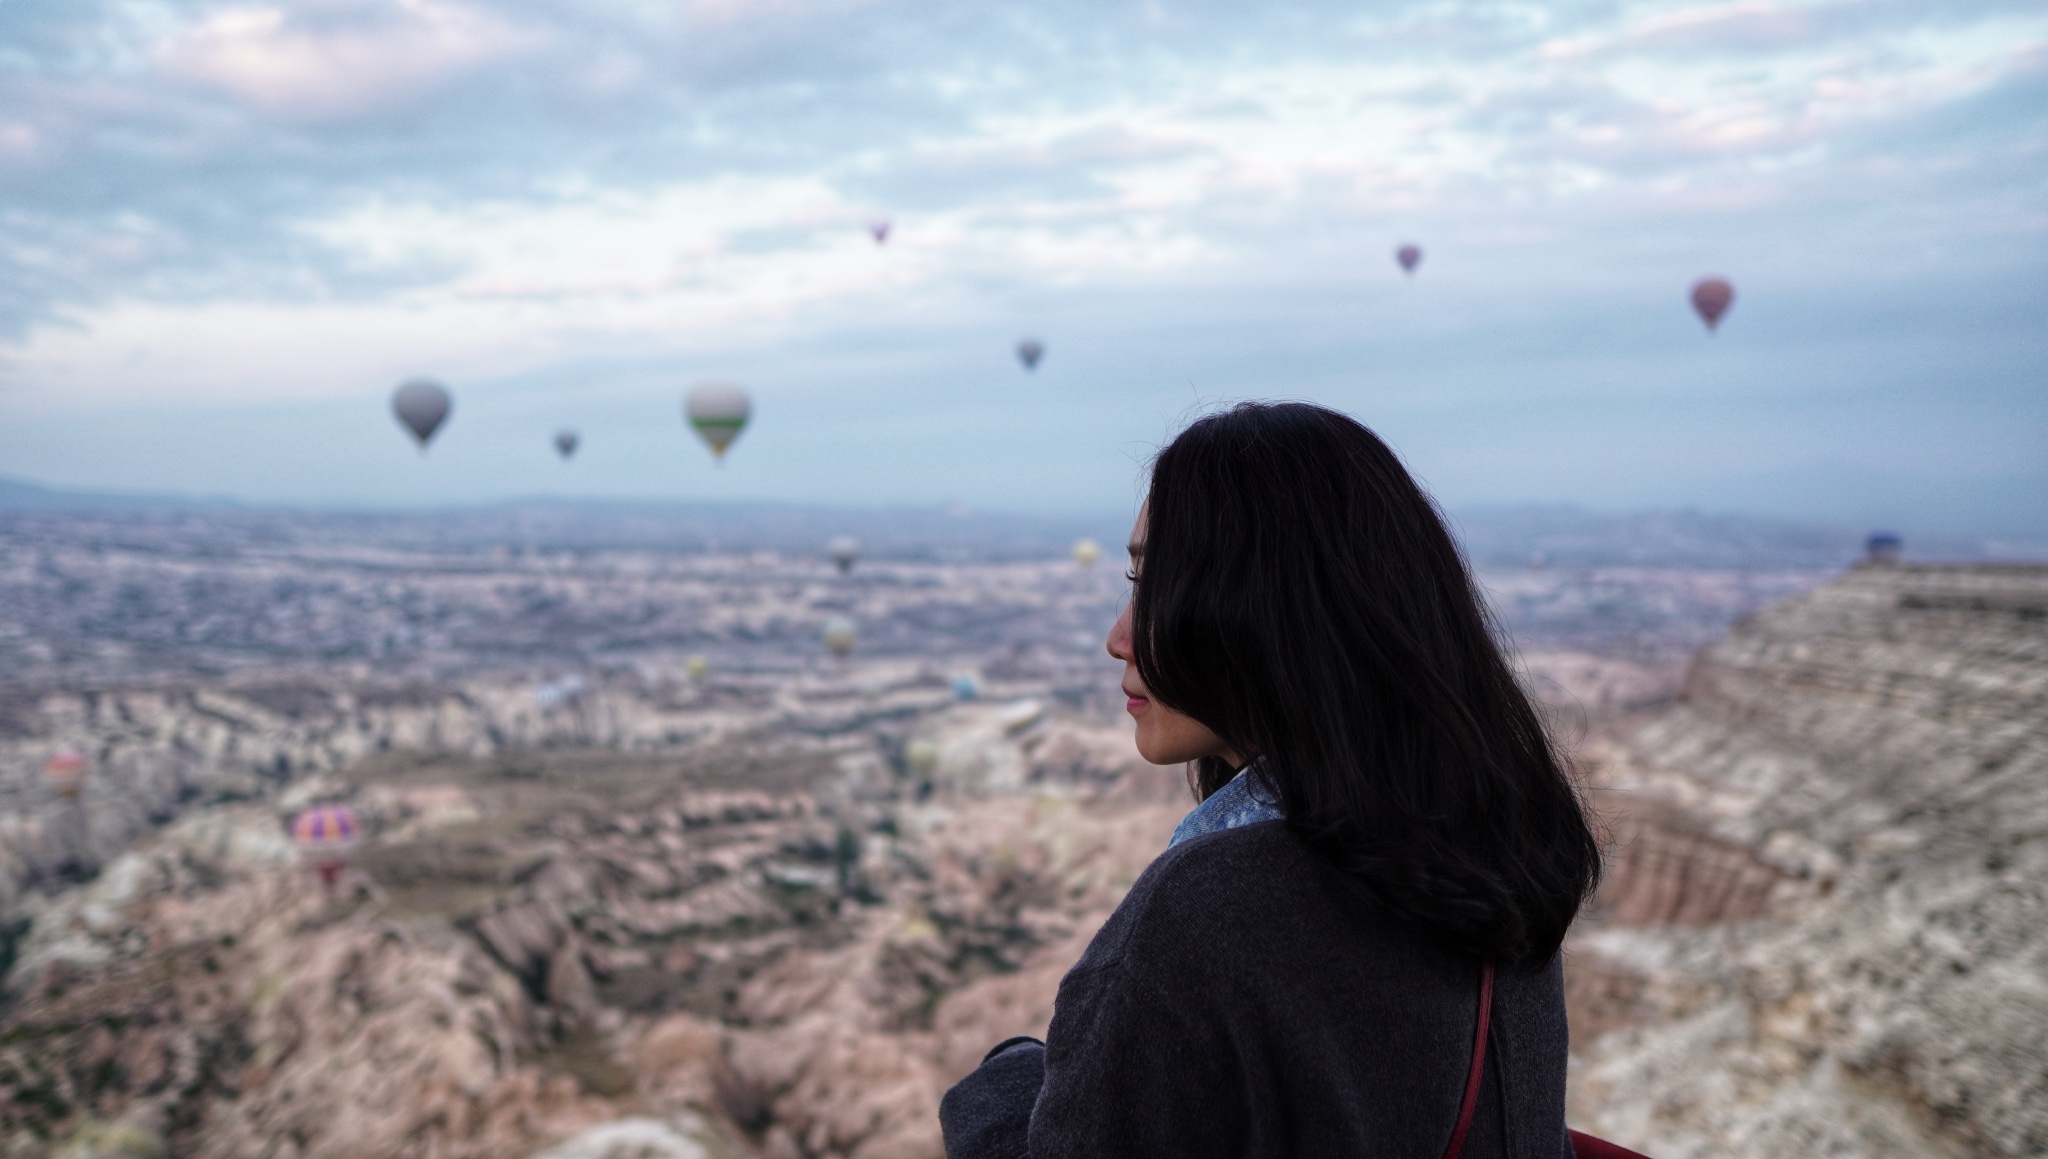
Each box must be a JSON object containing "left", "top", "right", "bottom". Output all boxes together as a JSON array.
[
  {"left": 8, "top": 561, "right": 2040, "bottom": 1158},
  {"left": 1567, "top": 564, "right": 2048, "bottom": 1158},
  {"left": 0, "top": 705, "right": 1176, "bottom": 1159}
]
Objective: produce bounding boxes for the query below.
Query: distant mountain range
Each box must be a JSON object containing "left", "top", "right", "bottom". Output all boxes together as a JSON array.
[{"left": 0, "top": 476, "right": 2033, "bottom": 569}]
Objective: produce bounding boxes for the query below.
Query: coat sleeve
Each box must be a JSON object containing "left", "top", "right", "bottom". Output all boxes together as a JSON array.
[
  {"left": 1025, "top": 959, "right": 1245, "bottom": 1159},
  {"left": 941, "top": 1039, "right": 1048, "bottom": 1159}
]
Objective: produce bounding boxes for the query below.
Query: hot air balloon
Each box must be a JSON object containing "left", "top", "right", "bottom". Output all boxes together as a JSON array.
[
  {"left": 685, "top": 384, "right": 751, "bottom": 463},
  {"left": 828, "top": 536, "right": 859, "bottom": 575},
  {"left": 686, "top": 654, "right": 711, "bottom": 682},
  {"left": 821, "top": 616, "right": 858, "bottom": 659},
  {"left": 1016, "top": 339, "right": 1044, "bottom": 372},
  {"left": 291, "top": 803, "right": 361, "bottom": 889},
  {"left": 1866, "top": 532, "right": 1902, "bottom": 564},
  {"left": 869, "top": 219, "right": 891, "bottom": 245},
  {"left": 951, "top": 674, "right": 980, "bottom": 702},
  {"left": 1691, "top": 278, "right": 1734, "bottom": 332},
  {"left": 554, "top": 429, "right": 579, "bottom": 460},
  {"left": 534, "top": 674, "right": 586, "bottom": 709},
  {"left": 1396, "top": 244, "right": 1423, "bottom": 275},
  {"left": 43, "top": 749, "right": 86, "bottom": 801},
  {"left": 1072, "top": 539, "right": 1101, "bottom": 568},
  {"left": 904, "top": 738, "right": 939, "bottom": 780},
  {"left": 392, "top": 380, "right": 451, "bottom": 449}
]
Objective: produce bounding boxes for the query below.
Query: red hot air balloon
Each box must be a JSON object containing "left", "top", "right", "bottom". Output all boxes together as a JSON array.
[
  {"left": 292, "top": 803, "right": 362, "bottom": 888},
  {"left": 1691, "top": 278, "right": 1734, "bottom": 332},
  {"left": 868, "top": 219, "right": 892, "bottom": 245},
  {"left": 1396, "top": 244, "right": 1422, "bottom": 275},
  {"left": 43, "top": 749, "right": 87, "bottom": 801}
]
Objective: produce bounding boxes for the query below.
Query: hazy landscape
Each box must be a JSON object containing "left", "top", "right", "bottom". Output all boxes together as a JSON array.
[{"left": 1, "top": 495, "right": 2042, "bottom": 1159}]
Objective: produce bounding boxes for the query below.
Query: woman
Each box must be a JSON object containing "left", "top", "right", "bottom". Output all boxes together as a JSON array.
[{"left": 940, "top": 402, "right": 1602, "bottom": 1158}]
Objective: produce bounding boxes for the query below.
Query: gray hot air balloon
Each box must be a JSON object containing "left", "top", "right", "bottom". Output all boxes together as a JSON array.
[
  {"left": 1016, "top": 339, "right": 1044, "bottom": 371},
  {"left": 828, "top": 536, "right": 859, "bottom": 575},
  {"left": 554, "top": 429, "right": 579, "bottom": 460},
  {"left": 685, "top": 383, "right": 751, "bottom": 463},
  {"left": 392, "top": 380, "right": 451, "bottom": 449}
]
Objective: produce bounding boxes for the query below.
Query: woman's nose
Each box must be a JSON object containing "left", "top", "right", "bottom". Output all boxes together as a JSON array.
[{"left": 1106, "top": 602, "right": 1133, "bottom": 661}]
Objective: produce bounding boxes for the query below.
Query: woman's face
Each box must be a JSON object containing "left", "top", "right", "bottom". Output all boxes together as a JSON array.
[{"left": 1107, "top": 502, "right": 1243, "bottom": 768}]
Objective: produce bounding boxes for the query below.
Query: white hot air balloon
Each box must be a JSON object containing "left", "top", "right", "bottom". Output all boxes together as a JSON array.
[
  {"left": 828, "top": 536, "right": 859, "bottom": 575},
  {"left": 821, "top": 616, "right": 858, "bottom": 659},
  {"left": 904, "top": 738, "right": 939, "bottom": 779},
  {"left": 685, "top": 384, "right": 751, "bottom": 463},
  {"left": 1072, "top": 539, "right": 1101, "bottom": 568}
]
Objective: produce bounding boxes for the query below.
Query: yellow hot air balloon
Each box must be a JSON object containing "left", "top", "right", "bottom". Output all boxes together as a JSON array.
[
  {"left": 821, "top": 616, "right": 858, "bottom": 659},
  {"left": 1073, "top": 539, "right": 1101, "bottom": 568}
]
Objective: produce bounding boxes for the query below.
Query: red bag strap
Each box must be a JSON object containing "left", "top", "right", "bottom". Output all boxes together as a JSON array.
[
  {"left": 1442, "top": 960, "right": 1495, "bottom": 1159},
  {"left": 1440, "top": 961, "right": 1658, "bottom": 1159},
  {"left": 1568, "top": 1130, "right": 1655, "bottom": 1159}
]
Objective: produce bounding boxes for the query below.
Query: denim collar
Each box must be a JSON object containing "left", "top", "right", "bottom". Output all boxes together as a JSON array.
[{"left": 1169, "top": 764, "right": 1283, "bottom": 848}]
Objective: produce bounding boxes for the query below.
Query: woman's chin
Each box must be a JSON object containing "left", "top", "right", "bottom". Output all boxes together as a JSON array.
[{"left": 1133, "top": 736, "right": 1188, "bottom": 767}]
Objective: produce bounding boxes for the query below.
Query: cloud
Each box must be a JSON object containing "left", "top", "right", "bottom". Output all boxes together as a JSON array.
[
  {"left": 157, "top": 0, "right": 535, "bottom": 122},
  {"left": 0, "top": 0, "right": 2044, "bottom": 520}
]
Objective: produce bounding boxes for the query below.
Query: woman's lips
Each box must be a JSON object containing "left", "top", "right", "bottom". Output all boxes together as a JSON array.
[{"left": 1125, "top": 694, "right": 1148, "bottom": 713}]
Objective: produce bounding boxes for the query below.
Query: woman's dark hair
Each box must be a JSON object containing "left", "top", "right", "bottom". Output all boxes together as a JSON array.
[{"left": 1131, "top": 401, "right": 1600, "bottom": 965}]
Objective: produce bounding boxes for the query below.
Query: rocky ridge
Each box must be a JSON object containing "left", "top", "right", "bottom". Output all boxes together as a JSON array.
[{"left": 1567, "top": 563, "right": 2048, "bottom": 1158}]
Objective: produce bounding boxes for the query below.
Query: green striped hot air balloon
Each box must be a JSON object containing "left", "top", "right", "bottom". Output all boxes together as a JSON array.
[{"left": 685, "top": 383, "right": 750, "bottom": 464}]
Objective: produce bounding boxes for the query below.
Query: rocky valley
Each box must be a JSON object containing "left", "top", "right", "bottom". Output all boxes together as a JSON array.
[{"left": 4, "top": 505, "right": 2036, "bottom": 1158}]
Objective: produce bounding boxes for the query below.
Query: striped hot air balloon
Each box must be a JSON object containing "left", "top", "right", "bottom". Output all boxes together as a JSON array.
[
  {"left": 685, "top": 384, "right": 751, "bottom": 463},
  {"left": 292, "top": 803, "right": 362, "bottom": 888}
]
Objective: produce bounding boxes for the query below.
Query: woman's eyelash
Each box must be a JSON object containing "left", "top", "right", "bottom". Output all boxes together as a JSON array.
[{"left": 1124, "top": 570, "right": 1139, "bottom": 582}]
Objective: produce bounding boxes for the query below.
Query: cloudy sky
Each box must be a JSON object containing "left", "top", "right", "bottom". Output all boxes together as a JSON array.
[{"left": 0, "top": 0, "right": 2042, "bottom": 533}]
